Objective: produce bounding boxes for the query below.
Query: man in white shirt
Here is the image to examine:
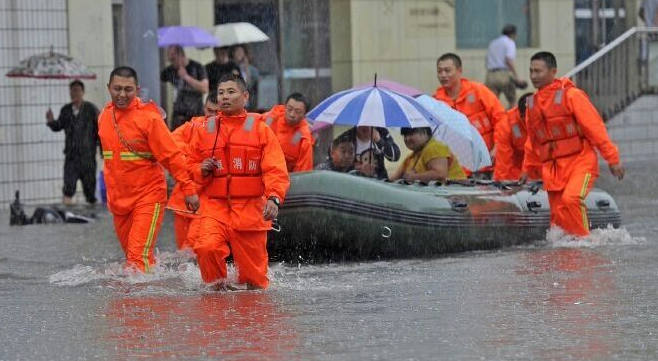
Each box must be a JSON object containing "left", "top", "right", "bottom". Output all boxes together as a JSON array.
[{"left": 485, "top": 24, "right": 527, "bottom": 108}]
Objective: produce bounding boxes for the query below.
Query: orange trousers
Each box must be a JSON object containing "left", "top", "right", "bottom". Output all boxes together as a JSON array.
[
  {"left": 193, "top": 217, "right": 269, "bottom": 289},
  {"left": 173, "top": 214, "right": 201, "bottom": 250},
  {"left": 547, "top": 171, "right": 597, "bottom": 237},
  {"left": 113, "top": 202, "right": 164, "bottom": 272}
]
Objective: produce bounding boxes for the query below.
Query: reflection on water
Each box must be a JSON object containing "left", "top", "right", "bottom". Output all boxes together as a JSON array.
[
  {"left": 1, "top": 161, "right": 658, "bottom": 360},
  {"left": 518, "top": 248, "right": 619, "bottom": 360},
  {"left": 104, "top": 292, "right": 297, "bottom": 360}
]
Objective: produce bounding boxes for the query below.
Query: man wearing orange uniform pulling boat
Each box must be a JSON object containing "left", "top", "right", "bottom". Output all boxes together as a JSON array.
[
  {"left": 433, "top": 52, "right": 507, "bottom": 179},
  {"left": 493, "top": 92, "right": 536, "bottom": 180},
  {"left": 262, "top": 92, "right": 314, "bottom": 172},
  {"left": 167, "top": 93, "right": 220, "bottom": 250},
  {"left": 99, "top": 66, "right": 199, "bottom": 272},
  {"left": 520, "top": 52, "right": 625, "bottom": 237},
  {"left": 188, "top": 74, "right": 289, "bottom": 290}
]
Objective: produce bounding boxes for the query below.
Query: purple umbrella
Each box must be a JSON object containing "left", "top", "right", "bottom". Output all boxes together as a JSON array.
[{"left": 157, "top": 26, "right": 219, "bottom": 48}]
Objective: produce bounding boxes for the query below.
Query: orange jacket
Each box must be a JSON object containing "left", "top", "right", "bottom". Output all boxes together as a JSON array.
[
  {"left": 99, "top": 98, "right": 196, "bottom": 215},
  {"left": 493, "top": 107, "right": 526, "bottom": 180},
  {"left": 262, "top": 105, "right": 314, "bottom": 172},
  {"left": 522, "top": 78, "right": 620, "bottom": 191},
  {"left": 167, "top": 116, "right": 206, "bottom": 216},
  {"left": 188, "top": 110, "right": 290, "bottom": 230},
  {"left": 434, "top": 78, "right": 507, "bottom": 152}
]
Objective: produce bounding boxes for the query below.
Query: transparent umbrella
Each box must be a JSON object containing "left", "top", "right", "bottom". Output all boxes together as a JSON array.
[
  {"left": 213, "top": 22, "right": 269, "bottom": 47},
  {"left": 6, "top": 48, "right": 96, "bottom": 79}
]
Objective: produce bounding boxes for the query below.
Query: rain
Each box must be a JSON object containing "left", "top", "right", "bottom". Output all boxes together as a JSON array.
[{"left": 1, "top": 0, "right": 658, "bottom": 360}]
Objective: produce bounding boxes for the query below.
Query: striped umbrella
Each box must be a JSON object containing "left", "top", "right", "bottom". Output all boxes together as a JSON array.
[{"left": 307, "top": 86, "right": 437, "bottom": 128}]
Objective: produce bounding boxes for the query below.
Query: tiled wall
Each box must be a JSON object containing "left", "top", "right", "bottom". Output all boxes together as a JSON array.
[{"left": 0, "top": 0, "right": 70, "bottom": 204}]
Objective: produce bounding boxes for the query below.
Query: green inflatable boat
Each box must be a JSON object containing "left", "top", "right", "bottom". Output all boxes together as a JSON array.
[{"left": 268, "top": 171, "right": 621, "bottom": 262}]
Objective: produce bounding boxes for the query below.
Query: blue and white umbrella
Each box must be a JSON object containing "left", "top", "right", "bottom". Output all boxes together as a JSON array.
[
  {"left": 415, "top": 95, "right": 491, "bottom": 171},
  {"left": 307, "top": 86, "right": 437, "bottom": 128}
]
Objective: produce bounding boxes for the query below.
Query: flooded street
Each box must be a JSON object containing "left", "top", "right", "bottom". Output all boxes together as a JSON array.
[{"left": 1, "top": 161, "right": 657, "bottom": 360}]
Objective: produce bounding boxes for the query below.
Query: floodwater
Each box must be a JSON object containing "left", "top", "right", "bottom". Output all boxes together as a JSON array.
[{"left": 1, "top": 161, "right": 657, "bottom": 360}]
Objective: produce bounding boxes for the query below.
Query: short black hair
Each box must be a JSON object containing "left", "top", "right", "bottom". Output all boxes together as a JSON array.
[
  {"left": 69, "top": 80, "right": 84, "bottom": 91},
  {"left": 518, "top": 92, "right": 534, "bottom": 114},
  {"left": 169, "top": 45, "right": 185, "bottom": 56},
  {"left": 502, "top": 24, "right": 517, "bottom": 36},
  {"left": 286, "top": 92, "right": 309, "bottom": 112},
  {"left": 218, "top": 73, "right": 247, "bottom": 92},
  {"left": 531, "top": 51, "right": 557, "bottom": 69},
  {"left": 206, "top": 89, "right": 218, "bottom": 105},
  {"left": 437, "top": 53, "right": 462, "bottom": 68},
  {"left": 331, "top": 134, "right": 353, "bottom": 149},
  {"left": 401, "top": 127, "right": 432, "bottom": 137},
  {"left": 109, "top": 66, "right": 139, "bottom": 84}
]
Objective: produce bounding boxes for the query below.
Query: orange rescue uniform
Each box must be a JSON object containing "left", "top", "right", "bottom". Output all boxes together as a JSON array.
[
  {"left": 167, "top": 116, "right": 206, "bottom": 250},
  {"left": 262, "top": 104, "right": 314, "bottom": 172},
  {"left": 188, "top": 110, "right": 289, "bottom": 289},
  {"left": 99, "top": 98, "right": 196, "bottom": 272},
  {"left": 434, "top": 78, "right": 507, "bottom": 175},
  {"left": 493, "top": 106, "right": 531, "bottom": 180},
  {"left": 523, "top": 78, "right": 620, "bottom": 236}
]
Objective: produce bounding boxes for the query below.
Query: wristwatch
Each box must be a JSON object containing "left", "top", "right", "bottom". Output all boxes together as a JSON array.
[{"left": 268, "top": 196, "right": 280, "bottom": 207}]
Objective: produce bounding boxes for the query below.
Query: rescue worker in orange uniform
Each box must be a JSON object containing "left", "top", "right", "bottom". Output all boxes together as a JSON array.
[
  {"left": 493, "top": 92, "right": 535, "bottom": 180},
  {"left": 99, "top": 66, "right": 200, "bottom": 272},
  {"left": 166, "top": 93, "right": 220, "bottom": 250},
  {"left": 262, "top": 92, "right": 314, "bottom": 172},
  {"left": 520, "top": 52, "right": 625, "bottom": 237},
  {"left": 188, "top": 74, "right": 289, "bottom": 289},
  {"left": 433, "top": 53, "right": 507, "bottom": 178}
]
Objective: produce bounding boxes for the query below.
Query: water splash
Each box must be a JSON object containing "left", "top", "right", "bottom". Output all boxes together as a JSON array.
[
  {"left": 48, "top": 250, "right": 203, "bottom": 288},
  {"left": 545, "top": 224, "right": 645, "bottom": 248}
]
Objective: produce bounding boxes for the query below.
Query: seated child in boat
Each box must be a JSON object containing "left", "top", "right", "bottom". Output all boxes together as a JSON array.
[
  {"left": 389, "top": 127, "right": 466, "bottom": 183},
  {"left": 315, "top": 134, "right": 355, "bottom": 173}
]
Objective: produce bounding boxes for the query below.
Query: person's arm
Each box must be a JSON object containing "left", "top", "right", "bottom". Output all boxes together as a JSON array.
[
  {"left": 180, "top": 71, "right": 209, "bottom": 94},
  {"left": 493, "top": 117, "right": 514, "bottom": 180},
  {"left": 260, "top": 124, "right": 291, "bottom": 220},
  {"left": 292, "top": 137, "right": 314, "bottom": 172},
  {"left": 504, "top": 40, "right": 520, "bottom": 80},
  {"left": 521, "top": 111, "right": 542, "bottom": 183},
  {"left": 388, "top": 162, "right": 406, "bottom": 181},
  {"left": 177, "top": 63, "right": 209, "bottom": 94},
  {"left": 90, "top": 103, "right": 102, "bottom": 157},
  {"left": 405, "top": 157, "right": 449, "bottom": 183},
  {"left": 374, "top": 128, "right": 401, "bottom": 162},
  {"left": 479, "top": 85, "right": 508, "bottom": 156},
  {"left": 567, "top": 89, "right": 624, "bottom": 179},
  {"left": 145, "top": 112, "right": 197, "bottom": 195},
  {"left": 46, "top": 105, "right": 68, "bottom": 131},
  {"left": 260, "top": 125, "right": 290, "bottom": 202}
]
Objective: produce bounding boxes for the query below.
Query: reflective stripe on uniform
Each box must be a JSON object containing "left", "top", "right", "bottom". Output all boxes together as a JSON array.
[
  {"left": 579, "top": 172, "right": 592, "bottom": 232},
  {"left": 467, "top": 93, "right": 476, "bottom": 103},
  {"left": 291, "top": 131, "right": 302, "bottom": 145},
  {"left": 142, "top": 202, "right": 161, "bottom": 273},
  {"left": 206, "top": 116, "right": 216, "bottom": 133},
  {"left": 554, "top": 89, "right": 564, "bottom": 105},
  {"left": 265, "top": 116, "right": 274, "bottom": 127},
  {"left": 102, "top": 151, "right": 113, "bottom": 160},
  {"left": 244, "top": 116, "right": 255, "bottom": 131},
  {"left": 120, "top": 151, "right": 153, "bottom": 160},
  {"left": 511, "top": 124, "right": 522, "bottom": 138}
]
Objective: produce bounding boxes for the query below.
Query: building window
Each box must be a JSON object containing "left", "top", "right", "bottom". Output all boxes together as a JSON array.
[{"left": 456, "top": 0, "right": 532, "bottom": 48}]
